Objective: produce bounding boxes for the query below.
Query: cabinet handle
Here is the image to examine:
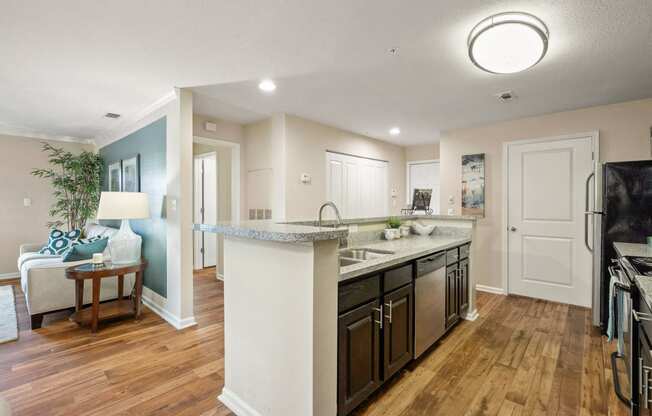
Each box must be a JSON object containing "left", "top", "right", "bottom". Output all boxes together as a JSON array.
[
  {"left": 373, "top": 305, "right": 383, "bottom": 330},
  {"left": 641, "top": 358, "right": 645, "bottom": 396},
  {"left": 385, "top": 300, "right": 393, "bottom": 324},
  {"left": 646, "top": 368, "right": 650, "bottom": 408},
  {"left": 633, "top": 310, "right": 652, "bottom": 322}
]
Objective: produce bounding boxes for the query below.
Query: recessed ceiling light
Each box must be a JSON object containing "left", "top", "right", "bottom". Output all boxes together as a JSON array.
[
  {"left": 468, "top": 12, "right": 549, "bottom": 74},
  {"left": 389, "top": 127, "right": 401, "bottom": 136},
  {"left": 258, "top": 79, "right": 277, "bottom": 92},
  {"left": 104, "top": 113, "right": 121, "bottom": 119}
]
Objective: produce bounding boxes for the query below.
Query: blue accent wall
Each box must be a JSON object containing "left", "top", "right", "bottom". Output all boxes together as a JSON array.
[{"left": 99, "top": 117, "right": 167, "bottom": 297}]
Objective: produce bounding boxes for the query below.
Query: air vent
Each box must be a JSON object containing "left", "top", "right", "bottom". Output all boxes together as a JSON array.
[
  {"left": 495, "top": 91, "right": 516, "bottom": 102},
  {"left": 104, "top": 113, "right": 121, "bottom": 119}
]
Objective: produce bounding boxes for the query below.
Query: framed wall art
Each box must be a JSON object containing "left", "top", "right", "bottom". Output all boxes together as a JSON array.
[{"left": 461, "top": 153, "right": 485, "bottom": 217}]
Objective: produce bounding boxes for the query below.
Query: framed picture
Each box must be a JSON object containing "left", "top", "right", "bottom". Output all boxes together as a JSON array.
[
  {"left": 108, "top": 161, "right": 122, "bottom": 191},
  {"left": 461, "top": 153, "right": 485, "bottom": 217},
  {"left": 411, "top": 188, "right": 432, "bottom": 212},
  {"left": 121, "top": 155, "right": 140, "bottom": 192}
]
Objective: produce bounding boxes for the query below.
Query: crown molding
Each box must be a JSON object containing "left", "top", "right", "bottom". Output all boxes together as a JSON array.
[
  {"left": 0, "top": 125, "right": 94, "bottom": 145},
  {"left": 95, "top": 90, "right": 177, "bottom": 148}
]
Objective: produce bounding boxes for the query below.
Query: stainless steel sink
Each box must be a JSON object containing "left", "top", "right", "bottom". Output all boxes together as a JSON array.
[
  {"left": 339, "top": 248, "right": 395, "bottom": 261},
  {"left": 339, "top": 257, "right": 363, "bottom": 267}
]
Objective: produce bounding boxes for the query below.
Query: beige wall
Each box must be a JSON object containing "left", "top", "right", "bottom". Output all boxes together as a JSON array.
[
  {"left": 405, "top": 143, "right": 440, "bottom": 161},
  {"left": 283, "top": 114, "right": 406, "bottom": 220},
  {"left": 0, "top": 135, "right": 93, "bottom": 275},
  {"left": 440, "top": 98, "right": 652, "bottom": 290}
]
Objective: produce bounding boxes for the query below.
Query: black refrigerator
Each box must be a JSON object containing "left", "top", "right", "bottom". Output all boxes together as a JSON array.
[{"left": 599, "top": 160, "right": 652, "bottom": 330}]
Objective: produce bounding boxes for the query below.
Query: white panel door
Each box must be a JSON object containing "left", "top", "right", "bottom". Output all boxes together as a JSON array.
[
  {"left": 326, "top": 152, "right": 388, "bottom": 219},
  {"left": 407, "top": 161, "right": 440, "bottom": 214},
  {"left": 507, "top": 137, "right": 594, "bottom": 306},
  {"left": 193, "top": 153, "right": 218, "bottom": 269}
]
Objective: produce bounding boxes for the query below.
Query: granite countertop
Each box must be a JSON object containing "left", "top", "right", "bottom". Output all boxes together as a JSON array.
[
  {"left": 614, "top": 242, "right": 652, "bottom": 309},
  {"left": 292, "top": 214, "right": 476, "bottom": 227},
  {"left": 194, "top": 221, "right": 349, "bottom": 243},
  {"left": 339, "top": 235, "right": 471, "bottom": 282}
]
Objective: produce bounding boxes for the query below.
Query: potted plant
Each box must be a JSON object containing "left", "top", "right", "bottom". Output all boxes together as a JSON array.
[
  {"left": 384, "top": 216, "right": 402, "bottom": 240},
  {"left": 31, "top": 143, "right": 103, "bottom": 232}
]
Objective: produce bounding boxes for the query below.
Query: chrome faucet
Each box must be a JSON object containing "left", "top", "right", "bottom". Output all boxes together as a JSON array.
[
  {"left": 318, "top": 201, "right": 347, "bottom": 247},
  {"left": 318, "top": 201, "right": 343, "bottom": 228}
]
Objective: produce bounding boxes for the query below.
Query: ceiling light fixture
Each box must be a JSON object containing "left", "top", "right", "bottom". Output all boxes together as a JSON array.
[
  {"left": 258, "top": 79, "right": 277, "bottom": 92},
  {"left": 104, "top": 113, "right": 121, "bottom": 119},
  {"left": 389, "top": 127, "right": 401, "bottom": 136},
  {"left": 468, "top": 12, "right": 549, "bottom": 74}
]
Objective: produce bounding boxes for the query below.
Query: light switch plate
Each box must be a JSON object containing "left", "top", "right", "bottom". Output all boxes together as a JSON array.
[
  {"left": 23, "top": 198, "right": 31, "bottom": 207},
  {"left": 170, "top": 198, "right": 177, "bottom": 211},
  {"left": 300, "top": 173, "right": 311, "bottom": 184}
]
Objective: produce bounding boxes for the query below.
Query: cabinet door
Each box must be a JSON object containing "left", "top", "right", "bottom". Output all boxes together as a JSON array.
[
  {"left": 383, "top": 284, "right": 413, "bottom": 380},
  {"left": 458, "top": 259, "right": 469, "bottom": 316},
  {"left": 445, "top": 266, "right": 459, "bottom": 329},
  {"left": 338, "top": 300, "right": 382, "bottom": 416}
]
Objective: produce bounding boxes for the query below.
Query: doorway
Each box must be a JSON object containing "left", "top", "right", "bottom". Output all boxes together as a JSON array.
[
  {"left": 406, "top": 160, "right": 440, "bottom": 214},
  {"left": 192, "top": 136, "right": 241, "bottom": 279},
  {"left": 194, "top": 152, "right": 218, "bottom": 269},
  {"left": 504, "top": 133, "right": 597, "bottom": 307}
]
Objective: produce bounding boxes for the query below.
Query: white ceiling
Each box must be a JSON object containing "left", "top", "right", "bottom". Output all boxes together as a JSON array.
[{"left": 2, "top": 1, "right": 652, "bottom": 145}]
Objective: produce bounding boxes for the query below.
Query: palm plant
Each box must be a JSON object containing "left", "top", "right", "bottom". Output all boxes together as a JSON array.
[{"left": 31, "top": 143, "right": 103, "bottom": 231}]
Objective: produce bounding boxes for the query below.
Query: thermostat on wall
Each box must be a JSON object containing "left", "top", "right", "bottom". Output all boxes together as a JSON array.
[{"left": 204, "top": 122, "right": 217, "bottom": 132}]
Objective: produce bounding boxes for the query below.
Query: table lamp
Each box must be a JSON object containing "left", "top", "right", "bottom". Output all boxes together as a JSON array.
[{"left": 96, "top": 192, "right": 150, "bottom": 265}]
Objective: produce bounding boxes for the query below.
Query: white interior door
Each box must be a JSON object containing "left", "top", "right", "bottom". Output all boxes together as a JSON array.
[
  {"left": 507, "top": 136, "right": 594, "bottom": 306},
  {"left": 193, "top": 153, "right": 218, "bottom": 269},
  {"left": 326, "top": 152, "right": 388, "bottom": 218},
  {"left": 407, "top": 161, "right": 440, "bottom": 214}
]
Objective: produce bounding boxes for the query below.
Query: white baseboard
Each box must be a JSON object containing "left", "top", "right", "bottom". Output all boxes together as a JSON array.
[
  {"left": 217, "top": 273, "right": 224, "bottom": 281},
  {"left": 464, "top": 309, "right": 479, "bottom": 321},
  {"left": 475, "top": 284, "right": 505, "bottom": 295},
  {"left": 0, "top": 272, "right": 19, "bottom": 281},
  {"left": 141, "top": 287, "right": 197, "bottom": 330},
  {"left": 219, "top": 388, "right": 262, "bottom": 416}
]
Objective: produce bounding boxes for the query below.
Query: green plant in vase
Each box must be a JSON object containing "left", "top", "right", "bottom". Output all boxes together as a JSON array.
[
  {"left": 387, "top": 216, "right": 402, "bottom": 229},
  {"left": 31, "top": 143, "right": 103, "bottom": 231}
]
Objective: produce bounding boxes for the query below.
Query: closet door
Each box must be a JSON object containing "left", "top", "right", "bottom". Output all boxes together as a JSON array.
[{"left": 326, "top": 152, "right": 388, "bottom": 219}]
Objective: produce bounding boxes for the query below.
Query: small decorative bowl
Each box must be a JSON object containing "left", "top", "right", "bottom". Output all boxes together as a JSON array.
[{"left": 411, "top": 222, "right": 435, "bottom": 236}]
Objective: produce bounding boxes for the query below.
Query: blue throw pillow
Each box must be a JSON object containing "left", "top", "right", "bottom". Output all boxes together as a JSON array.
[
  {"left": 38, "top": 229, "right": 81, "bottom": 255},
  {"left": 79, "top": 235, "right": 103, "bottom": 244},
  {"left": 62, "top": 238, "right": 108, "bottom": 262}
]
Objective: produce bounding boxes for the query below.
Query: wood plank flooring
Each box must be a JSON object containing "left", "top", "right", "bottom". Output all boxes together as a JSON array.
[{"left": 0, "top": 271, "right": 630, "bottom": 416}]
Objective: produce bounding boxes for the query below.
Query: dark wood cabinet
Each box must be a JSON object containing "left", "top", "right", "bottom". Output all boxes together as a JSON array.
[
  {"left": 445, "top": 266, "right": 459, "bottom": 329},
  {"left": 383, "top": 284, "right": 413, "bottom": 380},
  {"left": 458, "top": 259, "right": 469, "bottom": 315},
  {"left": 338, "top": 299, "right": 382, "bottom": 416},
  {"left": 337, "top": 243, "right": 470, "bottom": 415}
]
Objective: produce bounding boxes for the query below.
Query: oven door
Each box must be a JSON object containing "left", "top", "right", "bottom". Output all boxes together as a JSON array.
[{"left": 609, "top": 260, "right": 633, "bottom": 407}]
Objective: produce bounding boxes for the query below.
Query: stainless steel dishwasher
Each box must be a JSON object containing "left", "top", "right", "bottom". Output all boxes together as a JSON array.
[{"left": 414, "top": 252, "right": 447, "bottom": 358}]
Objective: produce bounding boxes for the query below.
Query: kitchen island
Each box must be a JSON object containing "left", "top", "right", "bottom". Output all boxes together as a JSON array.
[{"left": 194, "top": 215, "right": 476, "bottom": 416}]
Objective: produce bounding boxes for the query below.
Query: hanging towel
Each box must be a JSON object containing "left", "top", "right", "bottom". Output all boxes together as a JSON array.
[{"left": 607, "top": 273, "right": 626, "bottom": 355}]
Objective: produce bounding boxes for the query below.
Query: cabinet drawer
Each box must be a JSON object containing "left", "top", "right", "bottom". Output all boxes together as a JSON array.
[
  {"left": 446, "top": 248, "right": 459, "bottom": 266},
  {"left": 384, "top": 264, "right": 413, "bottom": 293},
  {"left": 339, "top": 275, "right": 381, "bottom": 313},
  {"left": 459, "top": 244, "right": 470, "bottom": 260}
]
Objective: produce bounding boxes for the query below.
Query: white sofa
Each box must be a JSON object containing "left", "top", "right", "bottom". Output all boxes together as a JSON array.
[{"left": 18, "top": 223, "right": 135, "bottom": 329}]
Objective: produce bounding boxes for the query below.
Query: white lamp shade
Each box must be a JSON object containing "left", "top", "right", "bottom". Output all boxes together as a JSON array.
[{"left": 96, "top": 192, "right": 150, "bottom": 220}]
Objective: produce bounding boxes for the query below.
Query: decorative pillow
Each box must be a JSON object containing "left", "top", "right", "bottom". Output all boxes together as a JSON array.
[
  {"left": 38, "top": 229, "right": 81, "bottom": 255},
  {"left": 62, "top": 238, "right": 108, "bottom": 262},
  {"left": 79, "top": 235, "right": 103, "bottom": 245}
]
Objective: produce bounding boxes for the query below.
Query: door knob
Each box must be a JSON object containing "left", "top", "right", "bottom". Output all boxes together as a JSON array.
[{"left": 510, "top": 226, "right": 517, "bottom": 232}]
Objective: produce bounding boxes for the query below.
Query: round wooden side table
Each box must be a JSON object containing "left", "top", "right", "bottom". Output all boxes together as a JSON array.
[{"left": 65, "top": 259, "right": 148, "bottom": 333}]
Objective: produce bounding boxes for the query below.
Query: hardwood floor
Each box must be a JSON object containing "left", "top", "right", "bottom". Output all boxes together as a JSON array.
[{"left": 0, "top": 272, "right": 630, "bottom": 416}]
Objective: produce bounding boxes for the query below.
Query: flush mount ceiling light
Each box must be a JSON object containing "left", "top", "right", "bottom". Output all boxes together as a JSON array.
[
  {"left": 258, "top": 79, "right": 276, "bottom": 92},
  {"left": 468, "top": 12, "right": 549, "bottom": 74},
  {"left": 389, "top": 127, "right": 401, "bottom": 136}
]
